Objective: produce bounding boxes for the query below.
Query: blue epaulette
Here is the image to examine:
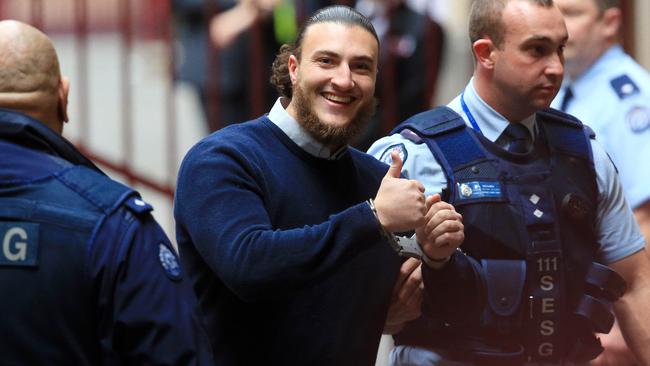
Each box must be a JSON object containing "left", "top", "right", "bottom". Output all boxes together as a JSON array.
[
  {"left": 56, "top": 166, "right": 152, "bottom": 216},
  {"left": 610, "top": 74, "right": 640, "bottom": 99}
]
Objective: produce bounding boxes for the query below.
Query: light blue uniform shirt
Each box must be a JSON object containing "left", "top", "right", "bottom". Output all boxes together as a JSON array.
[
  {"left": 551, "top": 45, "right": 650, "bottom": 209},
  {"left": 369, "top": 79, "right": 644, "bottom": 265}
]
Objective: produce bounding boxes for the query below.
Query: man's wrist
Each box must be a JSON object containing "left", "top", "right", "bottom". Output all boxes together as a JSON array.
[
  {"left": 367, "top": 198, "right": 405, "bottom": 255},
  {"left": 422, "top": 253, "right": 450, "bottom": 270}
]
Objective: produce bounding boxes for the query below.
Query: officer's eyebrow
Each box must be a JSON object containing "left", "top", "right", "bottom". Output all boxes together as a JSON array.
[{"left": 523, "top": 34, "right": 569, "bottom": 46}]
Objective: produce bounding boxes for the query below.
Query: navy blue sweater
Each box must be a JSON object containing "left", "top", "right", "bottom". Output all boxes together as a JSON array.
[{"left": 175, "top": 117, "right": 402, "bottom": 365}]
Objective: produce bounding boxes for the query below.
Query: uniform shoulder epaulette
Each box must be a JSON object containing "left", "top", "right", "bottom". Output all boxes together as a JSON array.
[
  {"left": 610, "top": 74, "right": 640, "bottom": 100},
  {"left": 56, "top": 165, "right": 152, "bottom": 216}
]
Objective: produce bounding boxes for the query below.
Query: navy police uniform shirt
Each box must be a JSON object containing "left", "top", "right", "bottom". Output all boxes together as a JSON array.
[
  {"left": 552, "top": 45, "right": 650, "bottom": 209},
  {"left": 369, "top": 79, "right": 644, "bottom": 265},
  {"left": 0, "top": 109, "right": 212, "bottom": 365}
]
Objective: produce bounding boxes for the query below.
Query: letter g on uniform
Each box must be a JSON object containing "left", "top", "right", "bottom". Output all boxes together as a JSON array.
[{"left": 3, "top": 227, "right": 27, "bottom": 261}]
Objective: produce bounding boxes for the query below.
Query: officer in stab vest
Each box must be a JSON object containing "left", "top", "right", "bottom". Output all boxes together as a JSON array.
[
  {"left": 369, "top": 0, "right": 650, "bottom": 365},
  {"left": 0, "top": 20, "right": 212, "bottom": 365}
]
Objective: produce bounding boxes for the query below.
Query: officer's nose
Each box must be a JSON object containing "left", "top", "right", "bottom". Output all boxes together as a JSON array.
[{"left": 546, "top": 53, "right": 564, "bottom": 78}]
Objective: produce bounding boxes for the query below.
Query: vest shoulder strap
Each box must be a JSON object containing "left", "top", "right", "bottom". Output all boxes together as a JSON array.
[
  {"left": 537, "top": 108, "right": 594, "bottom": 162},
  {"left": 392, "top": 106, "right": 465, "bottom": 137}
]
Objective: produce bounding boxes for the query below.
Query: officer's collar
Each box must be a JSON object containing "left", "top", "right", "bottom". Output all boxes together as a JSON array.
[
  {"left": 565, "top": 45, "right": 624, "bottom": 97},
  {"left": 463, "top": 80, "right": 536, "bottom": 144},
  {"left": 0, "top": 108, "right": 103, "bottom": 174}
]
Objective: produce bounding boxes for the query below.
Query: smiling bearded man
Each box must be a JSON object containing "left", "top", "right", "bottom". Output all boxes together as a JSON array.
[
  {"left": 173, "top": 4, "right": 466, "bottom": 366},
  {"left": 291, "top": 77, "right": 377, "bottom": 149}
]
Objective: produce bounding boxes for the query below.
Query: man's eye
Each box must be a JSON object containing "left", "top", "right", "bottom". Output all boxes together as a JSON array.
[{"left": 530, "top": 46, "right": 546, "bottom": 56}]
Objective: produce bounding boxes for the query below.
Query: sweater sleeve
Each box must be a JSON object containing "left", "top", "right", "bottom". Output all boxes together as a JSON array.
[{"left": 175, "top": 140, "right": 386, "bottom": 303}]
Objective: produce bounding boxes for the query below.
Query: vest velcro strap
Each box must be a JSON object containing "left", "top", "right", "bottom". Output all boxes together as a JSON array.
[
  {"left": 574, "top": 295, "right": 615, "bottom": 334},
  {"left": 585, "top": 262, "right": 627, "bottom": 302}
]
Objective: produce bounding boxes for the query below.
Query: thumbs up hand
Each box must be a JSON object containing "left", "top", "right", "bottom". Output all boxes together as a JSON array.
[
  {"left": 373, "top": 151, "right": 427, "bottom": 233},
  {"left": 416, "top": 194, "right": 464, "bottom": 261}
]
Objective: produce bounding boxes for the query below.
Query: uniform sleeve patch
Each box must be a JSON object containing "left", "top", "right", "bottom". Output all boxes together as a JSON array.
[
  {"left": 626, "top": 106, "right": 650, "bottom": 133},
  {"left": 379, "top": 143, "right": 408, "bottom": 165},
  {"left": 158, "top": 243, "right": 183, "bottom": 281},
  {"left": 610, "top": 74, "right": 640, "bottom": 99},
  {"left": 0, "top": 222, "right": 39, "bottom": 267}
]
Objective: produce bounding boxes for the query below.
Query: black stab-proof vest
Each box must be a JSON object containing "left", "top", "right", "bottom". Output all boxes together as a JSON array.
[{"left": 394, "top": 107, "right": 626, "bottom": 365}]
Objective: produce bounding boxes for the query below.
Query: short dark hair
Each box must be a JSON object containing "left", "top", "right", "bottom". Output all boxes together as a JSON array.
[
  {"left": 594, "top": 0, "right": 619, "bottom": 12},
  {"left": 270, "top": 5, "right": 378, "bottom": 99},
  {"left": 469, "top": 0, "right": 554, "bottom": 48}
]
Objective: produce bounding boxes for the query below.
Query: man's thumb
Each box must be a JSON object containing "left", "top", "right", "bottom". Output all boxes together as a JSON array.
[
  {"left": 426, "top": 193, "right": 441, "bottom": 209},
  {"left": 385, "top": 151, "right": 403, "bottom": 178}
]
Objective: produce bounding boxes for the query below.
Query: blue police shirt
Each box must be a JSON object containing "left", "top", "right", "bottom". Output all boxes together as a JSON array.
[
  {"left": 369, "top": 79, "right": 644, "bottom": 264},
  {"left": 552, "top": 45, "right": 650, "bottom": 209},
  {"left": 0, "top": 109, "right": 212, "bottom": 365}
]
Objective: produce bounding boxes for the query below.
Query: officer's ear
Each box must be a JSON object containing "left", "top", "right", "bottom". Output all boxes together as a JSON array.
[
  {"left": 601, "top": 7, "right": 622, "bottom": 40},
  {"left": 57, "top": 76, "right": 70, "bottom": 124},
  {"left": 473, "top": 38, "right": 496, "bottom": 70}
]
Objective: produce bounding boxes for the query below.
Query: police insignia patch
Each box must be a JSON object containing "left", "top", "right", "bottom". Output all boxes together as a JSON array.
[
  {"left": 379, "top": 143, "right": 408, "bottom": 165},
  {"left": 626, "top": 106, "right": 650, "bottom": 133},
  {"left": 158, "top": 243, "right": 182, "bottom": 280},
  {"left": 611, "top": 75, "right": 640, "bottom": 99},
  {"left": 457, "top": 181, "right": 502, "bottom": 200}
]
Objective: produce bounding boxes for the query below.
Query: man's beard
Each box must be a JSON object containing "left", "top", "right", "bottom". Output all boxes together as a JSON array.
[{"left": 292, "top": 83, "right": 376, "bottom": 149}]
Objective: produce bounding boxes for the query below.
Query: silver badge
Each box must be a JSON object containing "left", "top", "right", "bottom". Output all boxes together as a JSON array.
[{"left": 459, "top": 183, "right": 473, "bottom": 198}]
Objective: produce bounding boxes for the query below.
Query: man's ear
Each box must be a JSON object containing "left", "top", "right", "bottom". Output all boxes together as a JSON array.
[
  {"left": 601, "top": 7, "right": 622, "bottom": 40},
  {"left": 473, "top": 38, "right": 496, "bottom": 70},
  {"left": 288, "top": 54, "right": 299, "bottom": 85},
  {"left": 57, "top": 76, "right": 70, "bottom": 123}
]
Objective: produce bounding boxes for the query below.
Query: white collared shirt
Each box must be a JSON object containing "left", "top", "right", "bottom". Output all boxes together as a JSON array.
[{"left": 267, "top": 98, "right": 346, "bottom": 160}]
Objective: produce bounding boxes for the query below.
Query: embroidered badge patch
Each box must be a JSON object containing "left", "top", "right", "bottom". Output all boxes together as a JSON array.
[
  {"left": 379, "top": 143, "right": 408, "bottom": 165},
  {"left": 457, "top": 181, "right": 502, "bottom": 200},
  {"left": 626, "top": 106, "right": 650, "bottom": 133},
  {"left": 158, "top": 243, "right": 182, "bottom": 280}
]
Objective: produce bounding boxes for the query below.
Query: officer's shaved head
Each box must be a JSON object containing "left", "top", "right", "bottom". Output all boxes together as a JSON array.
[
  {"left": 0, "top": 20, "right": 69, "bottom": 133},
  {"left": 469, "top": 0, "right": 555, "bottom": 48}
]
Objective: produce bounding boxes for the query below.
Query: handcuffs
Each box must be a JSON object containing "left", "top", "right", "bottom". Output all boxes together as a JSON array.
[{"left": 367, "top": 199, "right": 450, "bottom": 268}]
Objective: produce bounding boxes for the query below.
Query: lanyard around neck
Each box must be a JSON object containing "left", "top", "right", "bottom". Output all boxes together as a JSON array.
[{"left": 461, "top": 91, "right": 483, "bottom": 135}]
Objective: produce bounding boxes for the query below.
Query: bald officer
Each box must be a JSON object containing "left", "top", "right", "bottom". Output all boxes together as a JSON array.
[{"left": 0, "top": 20, "right": 212, "bottom": 365}]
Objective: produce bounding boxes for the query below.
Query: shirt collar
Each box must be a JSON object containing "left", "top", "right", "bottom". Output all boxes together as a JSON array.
[
  {"left": 461, "top": 79, "right": 536, "bottom": 144},
  {"left": 267, "top": 98, "right": 347, "bottom": 160}
]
